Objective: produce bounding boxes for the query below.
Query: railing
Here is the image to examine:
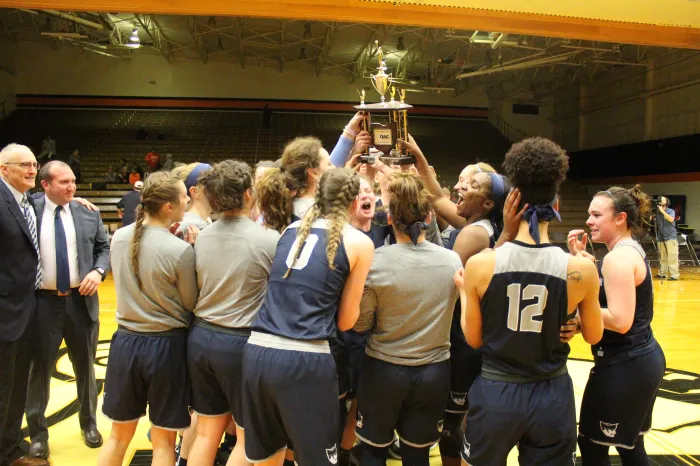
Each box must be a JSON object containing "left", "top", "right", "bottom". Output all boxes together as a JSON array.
[{"left": 492, "top": 113, "right": 527, "bottom": 143}]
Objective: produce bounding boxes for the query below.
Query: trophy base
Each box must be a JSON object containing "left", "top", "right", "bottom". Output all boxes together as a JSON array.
[
  {"left": 380, "top": 154, "right": 417, "bottom": 166},
  {"left": 353, "top": 102, "right": 413, "bottom": 111}
]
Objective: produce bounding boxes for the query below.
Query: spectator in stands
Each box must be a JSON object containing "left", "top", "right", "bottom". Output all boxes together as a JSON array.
[
  {"left": 68, "top": 150, "right": 81, "bottom": 184},
  {"left": 38, "top": 136, "right": 56, "bottom": 163},
  {"left": 136, "top": 126, "right": 148, "bottom": 140},
  {"left": 119, "top": 166, "right": 129, "bottom": 184},
  {"left": 116, "top": 181, "right": 143, "bottom": 228},
  {"left": 144, "top": 165, "right": 156, "bottom": 180},
  {"left": 118, "top": 158, "right": 128, "bottom": 170},
  {"left": 145, "top": 148, "right": 160, "bottom": 170},
  {"left": 134, "top": 163, "right": 144, "bottom": 179},
  {"left": 162, "top": 153, "right": 174, "bottom": 171},
  {"left": 262, "top": 104, "right": 272, "bottom": 128},
  {"left": 128, "top": 167, "right": 141, "bottom": 186},
  {"left": 105, "top": 166, "right": 119, "bottom": 183},
  {"left": 655, "top": 195, "right": 680, "bottom": 280}
]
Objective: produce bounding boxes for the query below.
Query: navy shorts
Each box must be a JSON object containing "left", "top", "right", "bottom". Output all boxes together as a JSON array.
[
  {"left": 446, "top": 340, "right": 482, "bottom": 414},
  {"left": 463, "top": 374, "right": 577, "bottom": 466},
  {"left": 242, "top": 333, "right": 340, "bottom": 465},
  {"left": 356, "top": 355, "right": 450, "bottom": 448},
  {"left": 102, "top": 329, "right": 191, "bottom": 430},
  {"left": 339, "top": 329, "right": 368, "bottom": 399},
  {"left": 187, "top": 321, "right": 249, "bottom": 426},
  {"left": 579, "top": 343, "right": 666, "bottom": 448},
  {"left": 330, "top": 335, "right": 350, "bottom": 399}
]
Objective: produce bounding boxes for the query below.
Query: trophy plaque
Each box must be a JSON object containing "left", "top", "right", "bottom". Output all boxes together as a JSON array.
[{"left": 354, "top": 41, "right": 415, "bottom": 165}]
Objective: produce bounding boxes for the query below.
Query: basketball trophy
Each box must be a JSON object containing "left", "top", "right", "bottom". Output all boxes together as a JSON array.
[{"left": 354, "top": 41, "right": 415, "bottom": 165}]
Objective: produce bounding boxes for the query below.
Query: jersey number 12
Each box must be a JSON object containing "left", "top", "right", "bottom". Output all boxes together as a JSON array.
[{"left": 506, "top": 284, "right": 548, "bottom": 333}]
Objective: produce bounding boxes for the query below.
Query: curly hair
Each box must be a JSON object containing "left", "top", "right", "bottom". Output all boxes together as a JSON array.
[
  {"left": 254, "top": 137, "right": 325, "bottom": 233},
  {"left": 595, "top": 184, "right": 652, "bottom": 237},
  {"left": 198, "top": 160, "right": 253, "bottom": 213},
  {"left": 502, "top": 137, "right": 569, "bottom": 206},
  {"left": 255, "top": 168, "right": 294, "bottom": 233},
  {"left": 284, "top": 168, "right": 360, "bottom": 277}
]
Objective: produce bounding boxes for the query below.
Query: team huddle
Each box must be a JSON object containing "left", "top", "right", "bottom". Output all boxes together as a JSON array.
[{"left": 94, "top": 115, "right": 665, "bottom": 466}]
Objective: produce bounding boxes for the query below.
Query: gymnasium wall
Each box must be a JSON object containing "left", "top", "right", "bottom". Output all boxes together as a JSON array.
[
  {"left": 584, "top": 180, "right": 700, "bottom": 230},
  {"left": 553, "top": 50, "right": 700, "bottom": 152},
  {"left": 0, "top": 40, "right": 17, "bottom": 119},
  {"left": 490, "top": 98, "right": 554, "bottom": 141},
  {"left": 12, "top": 40, "right": 489, "bottom": 109}
]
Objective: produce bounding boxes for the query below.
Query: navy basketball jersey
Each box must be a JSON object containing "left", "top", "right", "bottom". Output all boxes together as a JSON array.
[
  {"left": 450, "top": 220, "right": 496, "bottom": 348},
  {"left": 253, "top": 218, "right": 352, "bottom": 341},
  {"left": 480, "top": 241, "right": 572, "bottom": 381},
  {"left": 593, "top": 239, "right": 655, "bottom": 360}
]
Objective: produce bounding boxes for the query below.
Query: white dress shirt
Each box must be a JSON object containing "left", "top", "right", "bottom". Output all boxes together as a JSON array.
[
  {"left": 1, "top": 178, "right": 36, "bottom": 226},
  {"left": 40, "top": 197, "right": 80, "bottom": 290}
]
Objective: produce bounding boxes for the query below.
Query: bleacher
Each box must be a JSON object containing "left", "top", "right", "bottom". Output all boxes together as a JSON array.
[{"left": 0, "top": 107, "right": 592, "bottom": 237}]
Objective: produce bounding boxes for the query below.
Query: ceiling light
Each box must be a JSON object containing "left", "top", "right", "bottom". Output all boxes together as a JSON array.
[
  {"left": 129, "top": 28, "right": 140, "bottom": 43},
  {"left": 397, "top": 36, "right": 405, "bottom": 51}
]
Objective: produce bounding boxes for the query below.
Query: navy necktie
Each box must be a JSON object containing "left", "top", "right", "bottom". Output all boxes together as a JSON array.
[{"left": 55, "top": 205, "right": 70, "bottom": 293}]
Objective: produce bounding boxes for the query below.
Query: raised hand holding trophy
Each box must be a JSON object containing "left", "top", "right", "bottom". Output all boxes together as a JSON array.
[{"left": 354, "top": 41, "right": 415, "bottom": 165}]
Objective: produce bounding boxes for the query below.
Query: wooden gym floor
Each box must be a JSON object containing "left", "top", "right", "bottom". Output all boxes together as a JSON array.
[{"left": 28, "top": 271, "right": 700, "bottom": 466}]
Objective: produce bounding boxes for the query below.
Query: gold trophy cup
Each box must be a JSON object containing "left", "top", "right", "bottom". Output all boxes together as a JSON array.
[{"left": 354, "top": 41, "right": 415, "bottom": 165}]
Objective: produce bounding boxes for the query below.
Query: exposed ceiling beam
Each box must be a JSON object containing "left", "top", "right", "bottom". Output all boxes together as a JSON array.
[
  {"left": 279, "top": 19, "right": 285, "bottom": 72},
  {"left": 315, "top": 22, "right": 336, "bottom": 77},
  {"left": 187, "top": 15, "right": 208, "bottom": 64},
  {"left": 6, "top": 0, "right": 698, "bottom": 49},
  {"left": 350, "top": 30, "right": 379, "bottom": 83},
  {"left": 134, "top": 14, "right": 172, "bottom": 63},
  {"left": 234, "top": 17, "right": 245, "bottom": 67},
  {"left": 36, "top": 9, "right": 103, "bottom": 30}
]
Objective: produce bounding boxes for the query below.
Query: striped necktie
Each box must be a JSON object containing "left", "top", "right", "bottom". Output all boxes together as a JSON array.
[{"left": 21, "top": 195, "right": 42, "bottom": 288}]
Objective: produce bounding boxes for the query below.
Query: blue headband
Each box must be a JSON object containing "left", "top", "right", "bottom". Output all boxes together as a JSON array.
[
  {"left": 523, "top": 197, "right": 561, "bottom": 245},
  {"left": 487, "top": 172, "right": 505, "bottom": 202},
  {"left": 184, "top": 163, "right": 212, "bottom": 191}
]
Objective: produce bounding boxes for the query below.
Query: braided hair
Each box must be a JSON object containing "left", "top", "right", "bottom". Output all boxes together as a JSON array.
[
  {"left": 129, "top": 171, "right": 184, "bottom": 290},
  {"left": 284, "top": 168, "right": 360, "bottom": 278}
]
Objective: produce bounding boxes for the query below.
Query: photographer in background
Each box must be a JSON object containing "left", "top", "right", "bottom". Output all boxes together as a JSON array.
[{"left": 655, "top": 195, "right": 680, "bottom": 280}]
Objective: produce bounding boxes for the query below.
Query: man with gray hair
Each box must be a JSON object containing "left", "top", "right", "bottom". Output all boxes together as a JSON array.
[
  {"left": 25, "top": 161, "right": 110, "bottom": 459},
  {"left": 0, "top": 143, "right": 49, "bottom": 466}
]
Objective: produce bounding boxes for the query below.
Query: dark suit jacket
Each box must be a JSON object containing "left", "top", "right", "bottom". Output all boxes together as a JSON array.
[
  {"left": 0, "top": 181, "right": 39, "bottom": 342},
  {"left": 34, "top": 197, "right": 111, "bottom": 321}
]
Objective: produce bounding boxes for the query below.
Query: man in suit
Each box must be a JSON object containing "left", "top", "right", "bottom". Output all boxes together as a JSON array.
[
  {"left": 25, "top": 161, "right": 110, "bottom": 460},
  {"left": 0, "top": 143, "right": 49, "bottom": 466}
]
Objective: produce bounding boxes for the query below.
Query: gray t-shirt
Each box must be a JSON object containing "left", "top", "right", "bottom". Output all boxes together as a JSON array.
[
  {"left": 355, "top": 241, "right": 462, "bottom": 366},
  {"left": 194, "top": 216, "right": 280, "bottom": 328},
  {"left": 111, "top": 224, "right": 198, "bottom": 332},
  {"left": 177, "top": 211, "right": 210, "bottom": 234}
]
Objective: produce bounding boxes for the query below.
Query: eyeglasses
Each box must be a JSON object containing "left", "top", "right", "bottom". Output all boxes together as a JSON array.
[{"left": 3, "top": 162, "right": 39, "bottom": 170}]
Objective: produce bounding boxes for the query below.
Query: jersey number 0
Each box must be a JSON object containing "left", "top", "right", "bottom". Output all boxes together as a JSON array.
[
  {"left": 285, "top": 234, "right": 320, "bottom": 271},
  {"left": 506, "top": 284, "right": 548, "bottom": 333}
]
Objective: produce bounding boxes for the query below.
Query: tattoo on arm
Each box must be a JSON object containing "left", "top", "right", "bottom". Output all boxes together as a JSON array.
[{"left": 567, "top": 271, "right": 583, "bottom": 282}]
